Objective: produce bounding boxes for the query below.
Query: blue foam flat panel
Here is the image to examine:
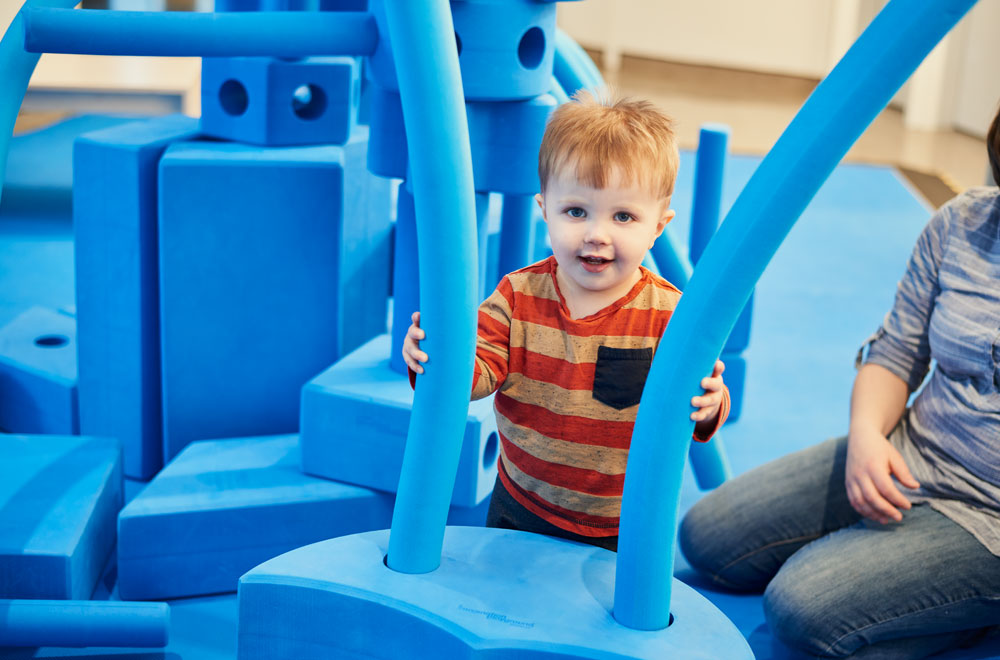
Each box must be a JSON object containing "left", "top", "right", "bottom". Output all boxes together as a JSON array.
[
  {"left": 117, "top": 434, "right": 395, "bottom": 600},
  {"left": 157, "top": 129, "right": 392, "bottom": 462},
  {"left": 74, "top": 114, "right": 201, "bottom": 480},
  {"left": 2, "top": 114, "right": 136, "bottom": 220},
  {"left": 0, "top": 435, "right": 122, "bottom": 600},
  {"left": 300, "top": 334, "right": 498, "bottom": 508},
  {"left": 200, "top": 56, "right": 360, "bottom": 147},
  {"left": 237, "top": 527, "right": 752, "bottom": 659},
  {"left": 0, "top": 306, "right": 77, "bottom": 434}
]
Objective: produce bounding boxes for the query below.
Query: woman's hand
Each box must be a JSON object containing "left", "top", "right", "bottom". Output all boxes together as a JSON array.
[
  {"left": 845, "top": 425, "right": 920, "bottom": 524},
  {"left": 402, "top": 311, "right": 428, "bottom": 374}
]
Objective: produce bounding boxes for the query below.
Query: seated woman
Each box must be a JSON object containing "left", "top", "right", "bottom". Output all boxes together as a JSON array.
[{"left": 679, "top": 102, "right": 1000, "bottom": 660}]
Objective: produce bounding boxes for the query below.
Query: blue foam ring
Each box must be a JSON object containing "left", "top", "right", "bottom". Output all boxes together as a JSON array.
[
  {"left": 614, "top": 0, "right": 978, "bottom": 631},
  {"left": 22, "top": 7, "right": 376, "bottom": 57},
  {"left": 553, "top": 27, "right": 603, "bottom": 95},
  {"left": 389, "top": 183, "right": 418, "bottom": 376},
  {"left": 383, "top": 0, "right": 479, "bottom": 574},
  {"left": 497, "top": 194, "right": 535, "bottom": 280},
  {"left": 689, "top": 124, "right": 730, "bottom": 264},
  {"left": 0, "top": 0, "right": 79, "bottom": 210},
  {"left": 0, "top": 600, "right": 169, "bottom": 647}
]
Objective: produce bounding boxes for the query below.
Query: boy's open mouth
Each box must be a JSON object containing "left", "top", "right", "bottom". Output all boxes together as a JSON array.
[{"left": 579, "top": 255, "right": 612, "bottom": 272}]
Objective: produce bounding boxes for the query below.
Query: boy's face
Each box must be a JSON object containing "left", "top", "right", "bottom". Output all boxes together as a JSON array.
[{"left": 536, "top": 167, "right": 674, "bottom": 307}]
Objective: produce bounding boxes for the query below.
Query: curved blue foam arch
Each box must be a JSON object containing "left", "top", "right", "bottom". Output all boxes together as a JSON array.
[
  {"left": 552, "top": 28, "right": 602, "bottom": 95},
  {"left": 0, "top": 0, "right": 79, "bottom": 209},
  {"left": 382, "top": 0, "right": 479, "bottom": 574},
  {"left": 22, "top": 7, "right": 377, "bottom": 57},
  {"left": 0, "top": 599, "right": 169, "bottom": 647},
  {"left": 613, "top": 0, "right": 978, "bottom": 631}
]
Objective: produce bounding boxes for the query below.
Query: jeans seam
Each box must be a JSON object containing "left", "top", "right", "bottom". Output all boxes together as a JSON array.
[
  {"left": 713, "top": 533, "right": 822, "bottom": 586},
  {"left": 824, "top": 593, "right": 1000, "bottom": 656}
]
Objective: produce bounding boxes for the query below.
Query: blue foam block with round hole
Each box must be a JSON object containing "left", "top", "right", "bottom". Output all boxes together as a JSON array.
[
  {"left": 200, "top": 56, "right": 360, "bottom": 146},
  {"left": 157, "top": 129, "right": 392, "bottom": 463},
  {"left": 0, "top": 306, "right": 77, "bottom": 434},
  {"left": 0, "top": 434, "right": 122, "bottom": 600},
  {"left": 236, "top": 527, "right": 753, "bottom": 659},
  {"left": 300, "top": 334, "right": 498, "bottom": 508}
]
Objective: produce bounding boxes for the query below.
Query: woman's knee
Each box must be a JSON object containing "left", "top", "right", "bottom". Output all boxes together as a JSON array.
[{"left": 679, "top": 492, "right": 771, "bottom": 591}]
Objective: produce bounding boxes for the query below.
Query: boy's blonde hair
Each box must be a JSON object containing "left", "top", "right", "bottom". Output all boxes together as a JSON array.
[{"left": 538, "top": 90, "right": 679, "bottom": 199}]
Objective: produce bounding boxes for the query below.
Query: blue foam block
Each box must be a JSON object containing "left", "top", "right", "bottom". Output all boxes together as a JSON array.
[
  {"left": 74, "top": 114, "right": 201, "bottom": 480},
  {"left": 468, "top": 94, "right": 555, "bottom": 194},
  {"left": 0, "top": 435, "right": 122, "bottom": 600},
  {"left": 366, "top": 82, "right": 406, "bottom": 179},
  {"left": 0, "top": 599, "right": 169, "bottom": 648},
  {"left": 300, "top": 334, "right": 498, "bottom": 508},
  {"left": 200, "top": 56, "right": 360, "bottom": 147},
  {"left": 0, "top": 306, "right": 77, "bottom": 434},
  {"left": 117, "top": 434, "right": 395, "bottom": 600},
  {"left": 157, "top": 129, "right": 392, "bottom": 462},
  {"left": 237, "top": 528, "right": 753, "bottom": 659}
]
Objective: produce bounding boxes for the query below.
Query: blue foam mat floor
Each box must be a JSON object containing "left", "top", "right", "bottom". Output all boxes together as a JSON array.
[{"left": 3, "top": 118, "right": 1000, "bottom": 659}]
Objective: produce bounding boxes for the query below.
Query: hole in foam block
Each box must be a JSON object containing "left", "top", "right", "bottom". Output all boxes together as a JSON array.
[
  {"left": 219, "top": 79, "right": 249, "bottom": 116},
  {"left": 292, "top": 84, "right": 328, "bottom": 120},
  {"left": 35, "top": 334, "right": 69, "bottom": 348},
  {"left": 517, "top": 27, "right": 545, "bottom": 70},
  {"left": 483, "top": 432, "right": 498, "bottom": 469}
]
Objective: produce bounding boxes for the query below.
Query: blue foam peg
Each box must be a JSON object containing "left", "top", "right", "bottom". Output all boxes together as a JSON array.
[
  {"left": 0, "top": 600, "right": 169, "bottom": 648},
  {"left": 614, "top": 0, "right": 979, "bottom": 631}
]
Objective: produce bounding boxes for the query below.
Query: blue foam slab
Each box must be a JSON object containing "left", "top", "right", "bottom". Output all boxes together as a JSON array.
[
  {"left": 200, "top": 56, "right": 360, "bottom": 147},
  {"left": 0, "top": 306, "right": 77, "bottom": 434},
  {"left": 237, "top": 527, "right": 752, "bottom": 659},
  {"left": 300, "top": 334, "right": 498, "bottom": 508},
  {"left": 0, "top": 435, "right": 122, "bottom": 600},
  {"left": 2, "top": 114, "right": 137, "bottom": 219},
  {"left": 157, "top": 129, "right": 392, "bottom": 462},
  {"left": 117, "top": 434, "right": 394, "bottom": 600},
  {"left": 74, "top": 114, "right": 201, "bottom": 480}
]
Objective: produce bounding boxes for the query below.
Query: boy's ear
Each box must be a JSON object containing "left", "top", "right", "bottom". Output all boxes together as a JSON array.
[
  {"left": 534, "top": 193, "right": 547, "bottom": 220},
  {"left": 654, "top": 208, "right": 676, "bottom": 239}
]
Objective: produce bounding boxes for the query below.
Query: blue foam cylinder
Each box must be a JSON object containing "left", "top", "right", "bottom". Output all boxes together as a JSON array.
[
  {"left": 0, "top": 600, "right": 168, "bottom": 647},
  {"left": 614, "top": 0, "right": 978, "bottom": 630},
  {"left": 389, "top": 184, "right": 418, "bottom": 375},
  {"left": 0, "top": 0, "right": 79, "bottom": 210},
  {"left": 22, "top": 7, "right": 376, "bottom": 57},
  {"left": 382, "top": 0, "right": 479, "bottom": 574},
  {"left": 497, "top": 194, "right": 536, "bottom": 279},
  {"left": 689, "top": 124, "right": 729, "bottom": 264},
  {"left": 649, "top": 229, "right": 692, "bottom": 290}
]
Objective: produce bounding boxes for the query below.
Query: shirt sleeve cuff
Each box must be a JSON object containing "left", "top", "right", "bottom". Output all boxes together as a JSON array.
[{"left": 692, "top": 384, "right": 730, "bottom": 443}]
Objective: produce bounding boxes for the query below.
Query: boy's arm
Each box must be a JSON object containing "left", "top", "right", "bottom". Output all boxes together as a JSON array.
[
  {"left": 471, "top": 278, "right": 514, "bottom": 400},
  {"left": 693, "top": 384, "right": 729, "bottom": 442}
]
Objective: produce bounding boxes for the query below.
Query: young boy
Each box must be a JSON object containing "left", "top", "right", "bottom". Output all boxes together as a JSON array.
[{"left": 403, "top": 92, "right": 728, "bottom": 551}]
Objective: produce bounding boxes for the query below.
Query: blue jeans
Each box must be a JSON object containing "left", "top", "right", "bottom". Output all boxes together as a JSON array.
[{"left": 679, "top": 436, "right": 1000, "bottom": 659}]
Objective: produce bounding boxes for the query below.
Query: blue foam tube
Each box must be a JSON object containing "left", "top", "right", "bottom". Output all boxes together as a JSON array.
[
  {"left": 22, "top": 7, "right": 377, "bottom": 57},
  {"left": 613, "top": 0, "right": 978, "bottom": 631},
  {"left": 384, "top": 0, "right": 478, "bottom": 574},
  {"left": 476, "top": 192, "right": 490, "bottom": 301},
  {"left": 553, "top": 28, "right": 603, "bottom": 96},
  {"left": 389, "top": 183, "right": 418, "bottom": 375},
  {"left": 0, "top": 600, "right": 169, "bottom": 647},
  {"left": 497, "top": 194, "right": 535, "bottom": 280},
  {"left": 649, "top": 230, "right": 692, "bottom": 290},
  {"left": 0, "top": 0, "right": 79, "bottom": 210}
]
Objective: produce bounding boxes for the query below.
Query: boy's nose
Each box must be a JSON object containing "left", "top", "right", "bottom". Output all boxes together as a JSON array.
[{"left": 583, "top": 220, "right": 611, "bottom": 244}]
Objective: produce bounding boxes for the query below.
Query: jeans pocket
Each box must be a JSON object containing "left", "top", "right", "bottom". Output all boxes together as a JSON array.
[{"left": 592, "top": 345, "right": 653, "bottom": 410}]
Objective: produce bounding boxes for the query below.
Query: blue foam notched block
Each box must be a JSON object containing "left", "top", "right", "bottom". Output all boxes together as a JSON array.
[
  {"left": 236, "top": 528, "right": 752, "bottom": 659},
  {"left": 300, "top": 334, "right": 498, "bottom": 508},
  {"left": 117, "top": 434, "right": 395, "bottom": 601},
  {"left": 74, "top": 114, "right": 201, "bottom": 480},
  {"left": 0, "top": 306, "right": 77, "bottom": 434},
  {"left": 200, "top": 56, "right": 360, "bottom": 147},
  {"left": 158, "top": 130, "right": 392, "bottom": 463},
  {"left": 0, "top": 435, "right": 122, "bottom": 600}
]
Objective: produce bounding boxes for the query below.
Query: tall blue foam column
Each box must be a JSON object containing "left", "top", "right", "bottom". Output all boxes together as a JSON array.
[
  {"left": 476, "top": 192, "right": 490, "bottom": 301},
  {"left": 384, "top": 0, "right": 479, "bottom": 574},
  {"left": 0, "top": 0, "right": 79, "bottom": 209},
  {"left": 614, "top": 0, "right": 978, "bottom": 631},
  {"left": 497, "top": 194, "right": 535, "bottom": 280},
  {"left": 389, "top": 183, "right": 418, "bottom": 375},
  {"left": 686, "top": 124, "right": 732, "bottom": 490}
]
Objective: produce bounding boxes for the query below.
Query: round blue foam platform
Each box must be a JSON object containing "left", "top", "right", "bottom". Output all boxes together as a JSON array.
[{"left": 237, "top": 527, "right": 753, "bottom": 659}]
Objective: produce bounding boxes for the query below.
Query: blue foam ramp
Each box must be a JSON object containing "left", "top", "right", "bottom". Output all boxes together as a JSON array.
[
  {"left": 2, "top": 114, "right": 136, "bottom": 220},
  {"left": 237, "top": 527, "right": 752, "bottom": 659},
  {"left": 0, "top": 435, "right": 122, "bottom": 600},
  {"left": 300, "top": 334, "right": 498, "bottom": 508},
  {"left": 117, "top": 433, "right": 486, "bottom": 600},
  {"left": 0, "top": 305, "right": 77, "bottom": 434},
  {"left": 157, "top": 128, "right": 392, "bottom": 462},
  {"left": 74, "top": 114, "right": 200, "bottom": 480}
]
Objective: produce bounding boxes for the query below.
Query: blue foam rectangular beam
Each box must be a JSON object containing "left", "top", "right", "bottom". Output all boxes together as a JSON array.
[
  {"left": 0, "top": 435, "right": 122, "bottom": 600},
  {"left": 74, "top": 114, "right": 201, "bottom": 480}
]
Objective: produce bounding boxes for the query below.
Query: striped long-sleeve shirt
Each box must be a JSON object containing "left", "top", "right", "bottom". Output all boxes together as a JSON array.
[{"left": 473, "top": 256, "right": 729, "bottom": 537}]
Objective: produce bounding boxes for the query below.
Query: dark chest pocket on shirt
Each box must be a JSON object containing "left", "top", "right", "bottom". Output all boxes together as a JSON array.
[{"left": 592, "top": 346, "right": 653, "bottom": 410}]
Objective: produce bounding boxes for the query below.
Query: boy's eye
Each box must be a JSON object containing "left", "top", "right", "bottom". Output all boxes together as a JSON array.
[
  {"left": 565, "top": 207, "right": 586, "bottom": 218},
  {"left": 614, "top": 212, "right": 634, "bottom": 223}
]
